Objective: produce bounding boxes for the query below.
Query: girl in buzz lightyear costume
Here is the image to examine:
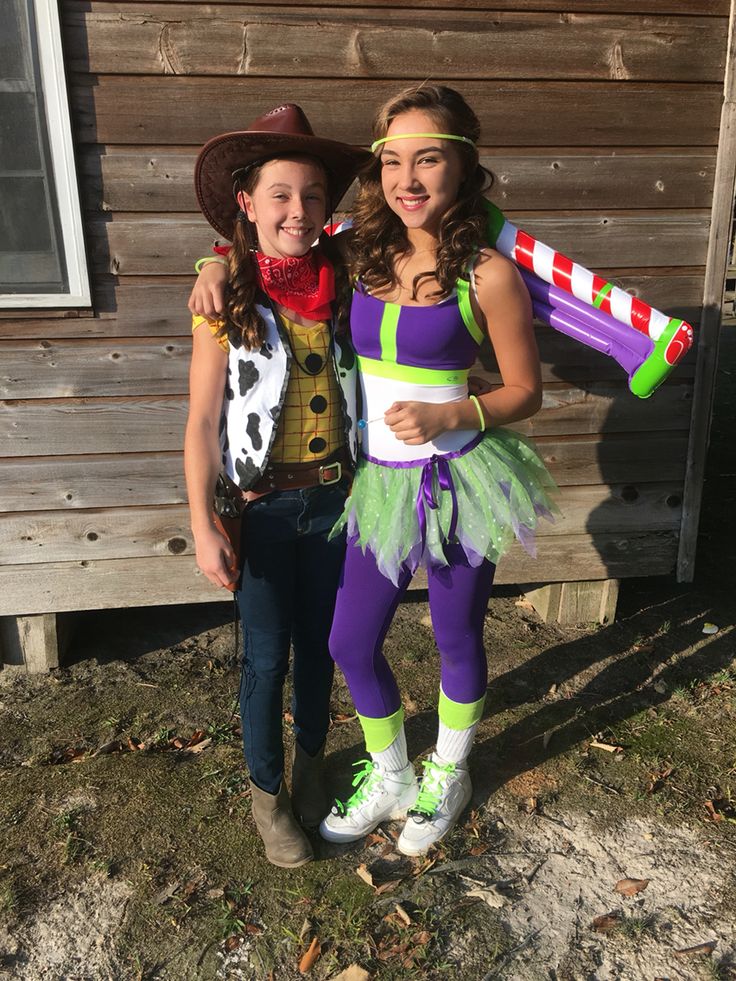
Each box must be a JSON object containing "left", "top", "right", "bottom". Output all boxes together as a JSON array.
[{"left": 318, "top": 84, "right": 557, "bottom": 856}]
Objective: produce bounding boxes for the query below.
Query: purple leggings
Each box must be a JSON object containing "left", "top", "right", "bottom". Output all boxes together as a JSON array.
[{"left": 329, "top": 543, "right": 496, "bottom": 719}]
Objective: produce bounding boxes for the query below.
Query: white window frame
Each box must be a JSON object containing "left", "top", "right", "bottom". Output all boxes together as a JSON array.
[{"left": 0, "top": 0, "right": 90, "bottom": 308}]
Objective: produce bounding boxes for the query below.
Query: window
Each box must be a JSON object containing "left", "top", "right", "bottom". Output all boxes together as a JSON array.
[{"left": 0, "top": 0, "right": 90, "bottom": 307}]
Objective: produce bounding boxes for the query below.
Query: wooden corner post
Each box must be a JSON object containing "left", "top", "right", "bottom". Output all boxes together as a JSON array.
[{"left": 678, "top": 0, "right": 736, "bottom": 581}]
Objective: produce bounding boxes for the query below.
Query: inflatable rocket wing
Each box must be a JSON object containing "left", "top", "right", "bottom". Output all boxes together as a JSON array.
[{"left": 484, "top": 201, "right": 694, "bottom": 399}]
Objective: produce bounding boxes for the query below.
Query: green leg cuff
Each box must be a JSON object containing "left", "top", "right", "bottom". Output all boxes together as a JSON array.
[
  {"left": 438, "top": 688, "right": 485, "bottom": 731},
  {"left": 357, "top": 706, "right": 405, "bottom": 753}
]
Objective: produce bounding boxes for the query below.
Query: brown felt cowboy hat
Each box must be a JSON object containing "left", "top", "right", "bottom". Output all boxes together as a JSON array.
[{"left": 195, "top": 103, "right": 370, "bottom": 240}]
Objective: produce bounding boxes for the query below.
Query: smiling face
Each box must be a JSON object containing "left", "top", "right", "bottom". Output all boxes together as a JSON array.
[
  {"left": 238, "top": 156, "right": 328, "bottom": 258},
  {"left": 379, "top": 110, "right": 465, "bottom": 239}
]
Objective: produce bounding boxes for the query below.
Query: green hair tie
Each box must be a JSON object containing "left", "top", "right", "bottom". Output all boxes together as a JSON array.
[{"left": 370, "top": 132, "right": 476, "bottom": 153}]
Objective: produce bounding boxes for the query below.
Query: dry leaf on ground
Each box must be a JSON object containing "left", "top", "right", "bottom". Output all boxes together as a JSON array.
[
  {"left": 590, "top": 740, "right": 624, "bottom": 754},
  {"left": 633, "top": 642, "right": 656, "bottom": 655},
  {"left": 50, "top": 745, "right": 87, "bottom": 764},
  {"left": 329, "top": 967, "right": 370, "bottom": 981},
  {"left": 298, "top": 937, "right": 321, "bottom": 974},
  {"left": 153, "top": 881, "right": 181, "bottom": 905},
  {"left": 520, "top": 796, "right": 539, "bottom": 815},
  {"left": 592, "top": 912, "right": 623, "bottom": 933},
  {"left": 394, "top": 904, "right": 411, "bottom": 926},
  {"left": 94, "top": 740, "right": 124, "bottom": 756},
  {"left": 674, "top": 941, "right": 717, "bottom": 957},
  {"left": 704, "top": 800, "right": 725, "bottom": 823},
  {"left": 356, "top": 862, "right": 402, "bottom": 894},
  {"left": 614, "top": 878, "right": 649, "bottom": 896},
  {"left": 331, "top": 712, "right": 356, "bottom": 724},
  {"left": 355, "top": 864, "right": 374, "bottom": 887},
  {"left": 182, "top": 737, "right": 212, "bottom": 755},
  {"left": 375, "top": 879, "right": 402, "bottom": 895},
  {"left": 648, "top": 766, "right": 674, "bottom": 794},
  {"left": 466, "top": 885, "right": 507, "bottom": 909}
]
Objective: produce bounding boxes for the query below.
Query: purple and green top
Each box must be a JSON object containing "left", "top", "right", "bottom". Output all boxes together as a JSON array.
[{"left": 350, "top": 280, "right": 483, "bottom": 463}]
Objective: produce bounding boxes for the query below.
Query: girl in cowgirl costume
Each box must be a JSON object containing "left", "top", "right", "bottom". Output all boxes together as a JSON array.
[{"left": 185, "top": 104, "right": 368, "bottom": 867}]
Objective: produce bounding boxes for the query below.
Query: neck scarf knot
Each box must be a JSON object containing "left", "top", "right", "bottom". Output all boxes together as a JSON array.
[{"left": 255, "top": 249, "right": 335, "bottom": 322}]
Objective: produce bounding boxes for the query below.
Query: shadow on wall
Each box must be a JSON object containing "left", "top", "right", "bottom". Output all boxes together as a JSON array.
[{"left": 476, "top": 282, "right": 698, "bottom": 593}]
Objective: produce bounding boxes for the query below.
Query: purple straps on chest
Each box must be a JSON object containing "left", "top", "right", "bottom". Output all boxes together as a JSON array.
[{"left": 350, "top": 288, "right": 480, "bottom": 370}]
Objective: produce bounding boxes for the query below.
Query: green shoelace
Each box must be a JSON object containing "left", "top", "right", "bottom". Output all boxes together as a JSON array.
[
  {"left": 409, "top": 759, "right": 456, "bottom": 818},
  {"left": 334, "top": 759, "right": 381, "bottom": 816}
]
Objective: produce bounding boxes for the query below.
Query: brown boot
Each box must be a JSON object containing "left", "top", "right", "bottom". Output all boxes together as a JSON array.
[
  {"left": 291, "top": 742, "right": 329, "bottom": 829},
  {"left": 249, "top": 780, "right": 313, "bottom": 868}
]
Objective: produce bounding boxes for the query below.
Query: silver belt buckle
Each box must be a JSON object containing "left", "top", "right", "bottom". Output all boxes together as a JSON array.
[{"left": 319, "top": 461, "right": 342, "bottom": 485}]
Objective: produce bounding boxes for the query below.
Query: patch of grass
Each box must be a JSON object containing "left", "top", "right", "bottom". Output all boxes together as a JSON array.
[
  {"left": 0, "top": 880, "right": 17, "bottom": 915},
  {"left": 206, "top": 720, "right": 239, "bottom": 745},
  {"left": 153, "top": 726, "right": 174, "bottom": 746},
  {"left": 315, "top": 871, "right": 375, "bottom": 962},
  {"left": 618, "top": 912, "right": 657, "bottom": 940},
  {"left": 52, "top": 806, "right": 90, "bottom": 864},
  {"left": 703, "top": 958, "right": 736, "bottom": 981},
  {"left": 217, "top": 882, "right": 255, "bottom": 940},
  {"left": 88, "top": 856, "right": 113, "bottom": 877}
]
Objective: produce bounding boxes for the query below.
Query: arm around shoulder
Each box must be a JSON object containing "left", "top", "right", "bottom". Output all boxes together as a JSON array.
[{"left": 189, "top": 259, "right": 230, "bottom": 318}]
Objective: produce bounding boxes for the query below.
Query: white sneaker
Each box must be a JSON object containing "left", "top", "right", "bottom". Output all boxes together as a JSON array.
[
  {"left": 397, "top": 755, "right": 472, "bottom": 856},
  {"left": 319, "top": 758, "right": 418, "bottom": 843}
]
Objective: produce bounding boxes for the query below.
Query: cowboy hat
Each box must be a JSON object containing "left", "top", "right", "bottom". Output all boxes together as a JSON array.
[{"left": 194, "top": 103, "right": 370, "bottom": 239}]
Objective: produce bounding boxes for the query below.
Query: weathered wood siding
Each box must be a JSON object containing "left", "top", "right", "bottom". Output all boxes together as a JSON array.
[{"left": 0, "top": 1, "right": 730, "bottom": 614}]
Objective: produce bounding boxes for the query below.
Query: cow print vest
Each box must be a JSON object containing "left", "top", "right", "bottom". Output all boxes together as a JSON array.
[{"left": 221, "top": 300, "right": 359, "bottom": 490}]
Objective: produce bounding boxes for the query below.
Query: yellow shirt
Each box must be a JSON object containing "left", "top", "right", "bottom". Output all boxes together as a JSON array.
[{"left": 191, "top": 314, "right": 344, "bottom": 464}]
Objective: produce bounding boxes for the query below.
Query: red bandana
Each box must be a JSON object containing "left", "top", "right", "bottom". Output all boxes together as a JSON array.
[{"left": 254, "top": 249, "right": 335, "bottom": 322}]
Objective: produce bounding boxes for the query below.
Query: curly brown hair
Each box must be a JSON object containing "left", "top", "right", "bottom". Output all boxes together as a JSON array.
[
  {"left": 219, "top": 155, "right": 346, "bottom": 350},
  {"left": 347, "top": 84, "right": 494, "bottom": 305}
]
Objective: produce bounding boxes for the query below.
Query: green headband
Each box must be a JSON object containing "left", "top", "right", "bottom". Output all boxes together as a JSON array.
[{"left": 370, "top": 132, "right": 476, "bottom": 153}]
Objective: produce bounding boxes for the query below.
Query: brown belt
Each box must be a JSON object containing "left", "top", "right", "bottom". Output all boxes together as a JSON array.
[{"left": 249, "top": 449, "right": 352, "bottom": 495}]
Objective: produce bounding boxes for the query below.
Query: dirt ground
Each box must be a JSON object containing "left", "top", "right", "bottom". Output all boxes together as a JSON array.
[{"left": 1, "top": 333, "right": 735, "bottom": 981}]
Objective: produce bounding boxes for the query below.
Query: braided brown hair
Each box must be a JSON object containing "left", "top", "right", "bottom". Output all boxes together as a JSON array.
[{"left": 346, "top": 84, "right": 494, "bottom": 306}]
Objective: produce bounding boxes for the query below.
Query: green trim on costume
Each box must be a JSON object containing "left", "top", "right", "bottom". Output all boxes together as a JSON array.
[
  {"left": 356, "top": 354, "right": 469, "bottom": 387},
  {"left": 483, "top": 199, "right": 507, "bottom": 249},
  {"left": 592, "top": 282, "right": 614, "bottom": 309},
  {"left": 357, "top": 706, "right": 405, "bottom": 753},
  {"left": 379, "top": 303, "right": 400, "bottom": 364},
  {"left": 438, "top": 688, "right": 486, "bottom": 730},
  {"left": 456, "top": 278, "right": 484, "bottom": 345}
]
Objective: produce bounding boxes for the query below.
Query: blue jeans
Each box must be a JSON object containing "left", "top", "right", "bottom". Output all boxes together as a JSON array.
[{"left": 236, "top": 482, "right": 348, "bottom": 794}]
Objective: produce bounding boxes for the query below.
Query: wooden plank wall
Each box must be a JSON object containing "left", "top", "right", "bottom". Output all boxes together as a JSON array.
[{"left": 0, "top": 0, "right": 729, "bottom": 615}]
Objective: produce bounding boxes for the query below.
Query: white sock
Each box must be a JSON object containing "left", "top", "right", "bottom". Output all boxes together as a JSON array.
[
  {"left": 435, "top": 720, "right": 478, "bottom": 766},
  {"left": 371, "top": 726, "right": 409, "bottom": 773}
]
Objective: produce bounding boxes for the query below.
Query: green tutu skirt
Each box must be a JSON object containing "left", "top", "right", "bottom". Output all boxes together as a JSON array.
[{"left": 332, "top": 428, "right": 558, "bottom": 585}]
